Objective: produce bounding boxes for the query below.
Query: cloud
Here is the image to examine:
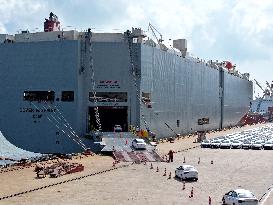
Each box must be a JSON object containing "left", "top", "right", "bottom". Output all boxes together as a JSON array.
[
  {"left": 0, "top": 0, "right": 47, "bottom": 32},
  {"left": 230, "top": 0, "right": 273, "bottom": 35},
  {"left": 0, "top": 22, "right": 6, "bottom": 33},
  {"left": 0, "top": 0, "right": 272, "bottom": 97}
]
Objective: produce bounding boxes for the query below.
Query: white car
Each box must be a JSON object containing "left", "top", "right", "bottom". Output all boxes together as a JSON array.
[
  {"left": 231, "top": 141, "right": 243, "bottom": 149},
  {"left": 220, "top": 140, "right": 231, "bottom": 149},
  {"left": 201, "top": 140, "right": 211, "bottom": 148},
  {"left": 113, "top": 125, "right": 122, "bottom": 132},
  {"left": 175, "top": 165, "right": 198, "bottom": 181},
  {"left": 132, "top": 138, "right": 146, "bottom": 149},
  {"left": 222, "top": 189, "right": 258, "bottom": 205},
  {"left": 210, "top": 140, "right": 221, "bottom": 148},
  {"left": 263, "top": 141, "right": 273, "bottom": 150},
  {"left": 251, "top": 141, "right": 263, "bottom": 150}
]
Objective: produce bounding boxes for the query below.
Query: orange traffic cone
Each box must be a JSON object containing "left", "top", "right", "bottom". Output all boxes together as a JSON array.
[
  {"left": 156, "top": 166, "right": 159, "bottom": 172},
  {"left": 168, "top": 172, "right": 172, "bottom": 179},
  {"left": 182, "top": 181, "right": 185, "bottom": 190},
  {"left": 150, "top": 163, "right": 153, "bottom": 169},
  {"left": 189, "top": 187, "right": 193, "bottom": 198},
  {"left": 163, "top": 168, "right": 166, "bottom": 176},
  {"left": 209, "top": 196, "right": 212, "bottom": 205}
]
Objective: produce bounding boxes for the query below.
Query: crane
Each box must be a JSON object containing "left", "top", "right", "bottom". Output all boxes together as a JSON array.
[
  {"left": 148, "top": 23, "right": 163, "bottom": 45},
  {"left": 254, "top": 79, "right": 265, "bottom": 92},
  {"left": 254, "top": 79, "right": 270, "bottom": 113},
  {"left": 266, "top": 81, "right": 273, "bottom": 96}
]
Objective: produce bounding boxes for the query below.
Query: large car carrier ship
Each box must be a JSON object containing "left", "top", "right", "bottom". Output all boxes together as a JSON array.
[{"left": 0, "top": 13, "right": 253, "bottom": 153}]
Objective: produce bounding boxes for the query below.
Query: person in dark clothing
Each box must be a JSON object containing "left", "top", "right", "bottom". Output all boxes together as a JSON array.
[{"left": 168, "top": 150, "right": 174, "bottom": 162}]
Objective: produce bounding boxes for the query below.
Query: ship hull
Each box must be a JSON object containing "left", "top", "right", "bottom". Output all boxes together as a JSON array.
[{"left": 0, "top": 37, "right": 253, "bottom": 153}]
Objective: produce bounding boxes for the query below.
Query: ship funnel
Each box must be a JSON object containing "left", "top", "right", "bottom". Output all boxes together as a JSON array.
[
  {"left": 44, "top": 12, "right": 60, "bottom": 32},
  {"left": 173, "top": 39, "right": 187, "bottom": 57}
]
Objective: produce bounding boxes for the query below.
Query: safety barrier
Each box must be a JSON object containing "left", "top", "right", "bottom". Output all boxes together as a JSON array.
[{"left": 0, "top": 164, "right": 130, "bottom": 201}]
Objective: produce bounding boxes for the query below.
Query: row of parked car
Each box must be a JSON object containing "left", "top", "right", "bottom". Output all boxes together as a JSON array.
[{"left": 201, "top": 125, "right": 273, "bottom": 150}]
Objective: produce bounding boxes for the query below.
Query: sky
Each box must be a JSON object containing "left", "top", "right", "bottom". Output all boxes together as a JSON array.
[{"left": 0, "top": 0, "right": 272, "bottom": 97}]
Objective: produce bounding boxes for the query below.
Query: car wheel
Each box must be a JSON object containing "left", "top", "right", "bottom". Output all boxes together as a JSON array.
[{"left": 222, "top": 198, "right": 226, "bottom": 205}]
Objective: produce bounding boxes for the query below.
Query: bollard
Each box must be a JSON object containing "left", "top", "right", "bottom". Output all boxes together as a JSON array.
[
  {"left": 211, "top": 160, "right": 213, "bottom": 164},
  {"left": 182, "top": 181, "right": 185, "bottom": 190},
  {"left": 150, "top": 163, "right": 153, "bottom": 169},
  {"left": 112, "top": 161, "right": 115, "bottom": 167},
  {"left": 183, "top": 156, "right": 186, "bottom": 163},
  {"left": 156, "top": 166, "right": 159, "bottom": 172},
  {"left": 198, "top": 157, "right": 200, "bottom": 164},
  {"left": 209, "top": 196, "right": 212, "bottom": 205}
]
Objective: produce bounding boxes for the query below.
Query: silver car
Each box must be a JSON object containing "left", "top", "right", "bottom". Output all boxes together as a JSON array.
[
  {"left": 263, "top": 141, "right": 273, "bottom": 150},
  {"left": 220, "top": 140, "right": 231, "bottom": 149},
  {"left": 251, "top": 141, "right": 263, "bottom": 150},
  {"left": 210, "top": 140, "right": 221, "bottom": 148},
  {"left": 132, "top": 138, "right": 146, "bottom": 150},
  {"left": 231, "top": 141, "right": 243, "bottom": 149},
  {"left": 201, "top": 140, "right": 211, "bottom": 148},
  {"left": 222, "top": 189, "right": 258, "bottom": 205},
  {"left": 175, "top": 165, "right": 198, "bottom": 181}
]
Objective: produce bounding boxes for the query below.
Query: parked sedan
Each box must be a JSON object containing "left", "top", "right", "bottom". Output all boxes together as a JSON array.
[
  {"left": 220, "top": 140, "right": 231, "bottom": 149},
  {"left": 231, "top": 141, "right": 243, "bottom": 149},
  {"left": 242, "top": 141, "right": 252, "bottom": 149},
  {"left": 222, "top": 189, "right": 258, "bottom": 205},
  {"left": 251, "top": 141, "right": 263, "bottom": 150},
  {"left": 113, "top": 125, "right": 122, "bottom": 132},
  {"left": 263, "top": 141, "right": 273, "bottom": 150},
  {"left": 201, "top": 140, "right": 211, "bottom": 148},
  {"left": 175, "top": 165, "right": 198, "bottom": 181},
  {"left": 210, "top": 140, "right": 221, "bottom": 149},
  {"left": 132, "top": 138, "right": 146, "bottom": 150}
]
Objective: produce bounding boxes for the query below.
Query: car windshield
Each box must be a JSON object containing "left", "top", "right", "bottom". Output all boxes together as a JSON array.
[
  {"left": 222, "top": 141, "right": 230, "bottom": 143},
  {"left": 238, "top": 192, "right": 254, "bottom": 198},
  {"left": 233, "top": 141, "right": 240, "bottom": 143},
  {"left": 202, "top": 140, "right": 209, "bottom": 143},
  {"left": 135, "top": 139, "right": 144, "bottom": 143},
  {"left": 184, "top": 166, "right": 194, "bottom": 170}
]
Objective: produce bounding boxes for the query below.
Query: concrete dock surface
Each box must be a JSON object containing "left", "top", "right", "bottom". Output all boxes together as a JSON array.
[{"left": 1, "top": 123, "right": 273, "bottom": 205}]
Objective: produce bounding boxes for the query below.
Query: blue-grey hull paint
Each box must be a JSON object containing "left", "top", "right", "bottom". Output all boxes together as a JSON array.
[{"left": 0, "top": 39, "right": 253, "bottom": 153}]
